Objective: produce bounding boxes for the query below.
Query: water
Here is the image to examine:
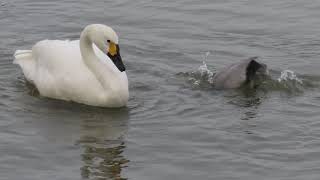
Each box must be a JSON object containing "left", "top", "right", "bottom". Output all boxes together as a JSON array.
[{"left": 1, "top": 0, "right": 320, "bottom": 179}]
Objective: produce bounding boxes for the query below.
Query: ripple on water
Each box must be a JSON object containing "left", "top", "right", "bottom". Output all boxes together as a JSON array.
[{"left": 2, "top": 0, "right": 320, "bottom": 180}]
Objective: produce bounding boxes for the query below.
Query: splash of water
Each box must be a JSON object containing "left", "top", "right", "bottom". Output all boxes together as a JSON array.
[
  {"left": 194, "top": 52, "right": 214, "bottom": 85},
  {"left": 178, "top": 52, "right": 215, "bottom": 88},
  {"left": 198, "top": 62, "right": 214, "bottom": 84},
  {"left": 278, "top": 70, "right": 303, "bottom": 84},
  {"left": 256, "top": 69, "right": 305, "bottom": 94}
]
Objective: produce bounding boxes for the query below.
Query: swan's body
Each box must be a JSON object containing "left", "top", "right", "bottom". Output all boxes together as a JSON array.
[
  {"left": 14, "top": 24, "right": 128, "bottom": 107},
  {"left": 213, "top": 57, "right": 268, "bottom": 89}
]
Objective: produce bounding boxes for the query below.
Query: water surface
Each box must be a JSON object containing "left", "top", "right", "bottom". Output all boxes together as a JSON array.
[{"left": 1, "top": 0, "right": 320, "bottom": 179}]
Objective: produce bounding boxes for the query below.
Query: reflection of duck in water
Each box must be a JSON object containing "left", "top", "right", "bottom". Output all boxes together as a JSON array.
[
  {"left": 213, "top": 57, "right": 268, "bottom": 89},
  {"left": 77, "top": 108, "right": 129, "bottom": 180}
]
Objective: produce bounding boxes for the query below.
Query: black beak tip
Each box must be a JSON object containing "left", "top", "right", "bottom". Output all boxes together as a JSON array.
[
  {"left": 119, "top": 66, "right": 126, "bottom": 72},
  {"left": 107, "top": 53, "right": 126, "bottom": 72}
]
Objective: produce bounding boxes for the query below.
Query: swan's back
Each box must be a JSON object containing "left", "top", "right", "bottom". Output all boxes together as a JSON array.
[
  {"left": 32, "top": 40, "right": 84, "bottom": 73},
  {"left": 14, "top": 40, "right": 83, "bottom": 82}
]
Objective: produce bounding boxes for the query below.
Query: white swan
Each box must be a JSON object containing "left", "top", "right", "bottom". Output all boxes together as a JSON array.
[{"left": 13, "top": 24, "right": 129, "bottom": 107}]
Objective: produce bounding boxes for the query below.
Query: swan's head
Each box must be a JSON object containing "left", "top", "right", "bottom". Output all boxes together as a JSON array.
[{"left": 83, "top": 24, "right": 126, "bottom": 72}]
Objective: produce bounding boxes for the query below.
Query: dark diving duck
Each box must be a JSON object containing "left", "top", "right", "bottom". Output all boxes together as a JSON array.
[{"left": 212, "top": 57, "right": 268, "bottom": 89}]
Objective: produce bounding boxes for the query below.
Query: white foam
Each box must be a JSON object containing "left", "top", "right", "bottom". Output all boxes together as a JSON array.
[
  {"left": 198, "top": 52, "right": 214, "bottom": 84},
  {"left": 278, "top": 70, "right": 303, "bottom": 84}
]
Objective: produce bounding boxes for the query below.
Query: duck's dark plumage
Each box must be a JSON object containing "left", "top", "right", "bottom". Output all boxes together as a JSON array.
[{"left": 212, "top": 57, "right": 268, "bottom": 89}]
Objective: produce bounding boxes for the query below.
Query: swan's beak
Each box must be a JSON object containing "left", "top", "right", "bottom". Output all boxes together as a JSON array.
[{"left": 107, "top": 43, "right": 126, "bottom": 72}]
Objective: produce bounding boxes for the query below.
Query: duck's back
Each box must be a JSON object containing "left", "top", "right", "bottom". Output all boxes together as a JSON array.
[{"left": 213, "top": 59, "right": 250, "bottom": 89}]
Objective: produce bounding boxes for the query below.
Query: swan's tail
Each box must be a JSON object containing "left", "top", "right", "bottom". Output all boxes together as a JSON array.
[
  {"left": 13, "top": 50, "right": 33, "bottom": 63},
  {"left": 13, "top": 50, "right": 36, "bottom": 83}
]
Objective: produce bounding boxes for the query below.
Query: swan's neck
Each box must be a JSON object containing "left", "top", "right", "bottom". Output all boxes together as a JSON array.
[{"left": 80, "top": 29, "right": 115, "bottom": 90}]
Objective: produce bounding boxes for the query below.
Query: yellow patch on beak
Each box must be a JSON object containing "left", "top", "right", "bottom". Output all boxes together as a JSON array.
[{"left": 108, "top": 42, "right": 117, "bottom": 56}]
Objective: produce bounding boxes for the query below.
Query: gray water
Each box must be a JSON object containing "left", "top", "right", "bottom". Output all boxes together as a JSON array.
[{"left": 1, "top": 0, "right": 320, "bottom": 179}]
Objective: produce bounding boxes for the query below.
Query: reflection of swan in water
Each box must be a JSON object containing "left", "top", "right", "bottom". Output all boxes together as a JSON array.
[{"left": 76, "top": 108, "right": 129, "bottom": 179}]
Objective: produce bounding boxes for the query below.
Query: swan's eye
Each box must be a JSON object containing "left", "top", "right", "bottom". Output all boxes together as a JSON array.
[{"left": 107, "top": 40, "right": 110, "bottom": 43}]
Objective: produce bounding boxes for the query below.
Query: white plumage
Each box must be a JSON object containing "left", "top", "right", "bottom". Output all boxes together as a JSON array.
[{"left": 14, "top": 24, "right": 129, "bottom": 107}]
